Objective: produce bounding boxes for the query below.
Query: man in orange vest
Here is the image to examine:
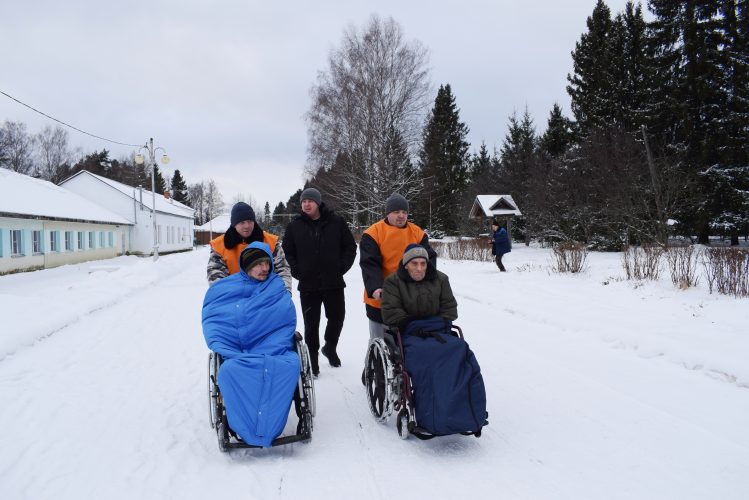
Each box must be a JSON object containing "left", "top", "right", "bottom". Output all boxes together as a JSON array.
[
  {"left": 207, "top": 201, "right": 292, "bottom": 292},
  {"left": 359, "top": 193, "right": 437, "bottom": 339}
]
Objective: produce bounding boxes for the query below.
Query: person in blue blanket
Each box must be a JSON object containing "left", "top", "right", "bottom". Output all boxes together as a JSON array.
[{"left": 202, "top": 241, "right": 300, "bottom": 447}]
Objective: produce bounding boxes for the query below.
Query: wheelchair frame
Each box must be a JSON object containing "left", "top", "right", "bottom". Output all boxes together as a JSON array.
[
  {"left": 208, "top": 332, "right": 315, "bottom": 451},
  {"left": 364, "top": 324, "right": 484, "bottom": 440}
]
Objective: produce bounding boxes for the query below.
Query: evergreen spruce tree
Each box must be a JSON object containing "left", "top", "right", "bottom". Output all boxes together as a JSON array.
[
  {"left": 566, "top": 0, "right": 618, "bottom": 134},
  {"left": 171, "top": 169, "right": 189, "bottom": 205},
  {"left": 648, "top": 0, "right": 738, "bottom": 242},
  {"left": 152, "top": 165, "right": 167, "bottom": 195},
  {"left": 611, "top": 2, "right": 651, "bottom": 131},
  {"left": 264, "top": 202, "right": 271, "bottom": 223},
  {"left": 416, "top": 84, "right": 470, "bottom": 235},
  {"left": 538, "top": 103, "right": 575, "bottom": 159},
  {"left": 499, "top": 109, "right": 537, "bottom": 240}
]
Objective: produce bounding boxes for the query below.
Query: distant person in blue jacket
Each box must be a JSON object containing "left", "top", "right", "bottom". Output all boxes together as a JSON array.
[
  {"left": 491, "top": 221, "right": 511, "bottom": 272},
  {"left": 202, "top": 241, "right": 299, "bottom": 447}
]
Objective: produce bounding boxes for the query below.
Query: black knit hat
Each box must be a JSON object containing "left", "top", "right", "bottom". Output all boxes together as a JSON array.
[
  {"left": 300, "top": 187, "right": 322, "bottom": 206},
  {"left": 231, "top": 202, "right": 256, "bottom": 226},
  {"left": 241, "top": 247, "right": 271, "bottom": 273},
  {"left": 385, "top": 193, "right": 409, "bottom": 214}
]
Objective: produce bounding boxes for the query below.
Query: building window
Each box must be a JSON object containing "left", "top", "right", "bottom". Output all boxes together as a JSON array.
[
  {"left": 32, "top": 230, "right": 42, "bottom": 254},
  {"left": 88, "top": 231, "right": 95, "bottom": 249},
  {"left": 65, "top": 231, "right": 73, "bottom": 251},
  {"left": 78, "top": 231, "right": 84, "bottom": 250},
  {"left": 11, "top": 229, "right": 23, "bottom": 256},
  {"left": 108, "top": 232, "right": 113, "bottom": 247},
  {"left": 50, "top": 231, "right": 59, "bottom": 252},
  {"left": 99, "top": 231, "right": 104, "bottom": 247}
]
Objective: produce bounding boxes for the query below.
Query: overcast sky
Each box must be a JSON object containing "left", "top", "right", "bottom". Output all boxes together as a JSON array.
[{"left": 2, "top": 0, "right": 641, "bottom": 212}]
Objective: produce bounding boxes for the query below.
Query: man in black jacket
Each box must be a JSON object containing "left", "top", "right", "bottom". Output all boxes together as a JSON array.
[{"left": 282, "top": 188, "right": 357, "bottom": 376}]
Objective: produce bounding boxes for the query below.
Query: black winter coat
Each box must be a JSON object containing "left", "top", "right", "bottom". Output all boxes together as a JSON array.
[{"left": 282, "top": 204, "right": 357, "bottom": 292}]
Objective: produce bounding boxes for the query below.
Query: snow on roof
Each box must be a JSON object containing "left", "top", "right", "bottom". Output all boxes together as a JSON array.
[
  {"left": 62, "top": 170, "right": 194, "bottom": 219},
  {"left": 196, "top": 214, "right": 230, "bottom": 231},
  {"left": 0, "top": 168, "right": 132, "bottom": 224},
  {"left": 469, "top": 195, "right": 522, "bottom": 218}
]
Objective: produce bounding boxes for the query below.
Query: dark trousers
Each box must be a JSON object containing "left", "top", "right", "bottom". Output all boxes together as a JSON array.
[
  {"left": 495, "top": 254, "right": 506, "bottom": 272},
  {"left": 300, "top": 289, "right": 345, "bottom": 354}
]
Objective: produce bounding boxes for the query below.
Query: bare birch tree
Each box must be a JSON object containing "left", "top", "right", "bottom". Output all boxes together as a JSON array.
[
  {"left": 0, "top": 120, "right": 34, "bottom": 174},
  {"left": 306, "top": 15, "right": 431, "bottom": 226},
  {"left": 33, "top": 125, "right": 74, "bottom": 183}
]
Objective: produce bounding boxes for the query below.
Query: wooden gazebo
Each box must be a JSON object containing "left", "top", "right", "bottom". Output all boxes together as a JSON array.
[{"left": 468, "top": 195, "right": 522, "bottom": 232}]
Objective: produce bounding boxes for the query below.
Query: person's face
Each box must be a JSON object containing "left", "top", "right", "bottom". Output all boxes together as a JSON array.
[
  {"left": 386, "top": 210, "right": 408, "bottom": 228},
  {"left": 405, "top": 258, "right": 427, "bottom": 282},
  {"left": 248, "top": 260, "right": 270, "bottom": 281},
  {"left": 301, "top": 199, "right": 320, "bottom": 219},
  {"left": 234, "top": 220, "right": 255, "bottom": 238},
  {"left": 492, "top": 224, "right": 499, "bottom": 231}
]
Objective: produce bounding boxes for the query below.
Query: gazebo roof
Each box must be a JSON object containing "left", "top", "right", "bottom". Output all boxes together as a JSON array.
[{"left": 469, "top": 195, "right": 522, "bottom": 218}]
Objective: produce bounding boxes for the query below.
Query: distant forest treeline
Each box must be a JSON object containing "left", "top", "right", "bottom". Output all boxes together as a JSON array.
[{"left": 294, "top": 2, "right": 748, "bottom": 247}]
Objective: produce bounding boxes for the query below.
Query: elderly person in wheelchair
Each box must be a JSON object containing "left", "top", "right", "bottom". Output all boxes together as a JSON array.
[
  {"left": 381, "top": 244, "right": 458, "bottom": 332},
  {"left": 202, "top": 241, "right": 314, "bottom": 450},
  {"left": 363, "top": 243, "right": 486, "bottom": 439}
]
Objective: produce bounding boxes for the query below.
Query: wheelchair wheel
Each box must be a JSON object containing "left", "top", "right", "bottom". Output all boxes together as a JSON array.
[
  {"left": 396, "top": 409, "right": 410, "bottom": 440},
  {"left": 217, "top": 421, "right": 229, "bottom": 453},
  {"left": 296, "top": 337, "right": 316, "bottom": 419},
  {"left": 208, "top": 352, "right": 219, "bottom": 429},
  {"left": 364, "top": 338, "right": 392, "bottom": 422}
]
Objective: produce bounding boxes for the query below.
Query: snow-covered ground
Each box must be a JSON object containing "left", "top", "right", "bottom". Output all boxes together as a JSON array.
[{"left": 1, "top": 245, "right": 747, "bottom": 500}]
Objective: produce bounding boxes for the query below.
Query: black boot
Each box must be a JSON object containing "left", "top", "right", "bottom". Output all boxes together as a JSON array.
[
  {"left": 321, "top": 344, "right": 341, "bottom": 367},
  {"left": 310, "top": 351, "right": 320, "bottom": 377}
]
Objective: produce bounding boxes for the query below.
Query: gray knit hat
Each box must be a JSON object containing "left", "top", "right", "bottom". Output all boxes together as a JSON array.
[
  {"left": 385, "top": 192, "right": 409, "bottom": 214},
  {"left": 300, "top": 187, "right": 322, "bottom": 206},
  {"left": 402, "top": 243, "right": 429, "bottom": 265}
]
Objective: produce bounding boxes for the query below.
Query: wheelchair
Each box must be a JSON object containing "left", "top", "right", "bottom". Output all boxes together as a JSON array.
[
  {"left": 208, "top": 332, "right": 315, "bottom": 451},
  {"left": 363, "top": 324, "right": 485, "bottom": 440}
]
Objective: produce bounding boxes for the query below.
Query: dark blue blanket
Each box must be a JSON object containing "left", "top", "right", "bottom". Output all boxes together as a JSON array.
[{"left": 403, "top": 317, "right": 487, "bottom": 436}]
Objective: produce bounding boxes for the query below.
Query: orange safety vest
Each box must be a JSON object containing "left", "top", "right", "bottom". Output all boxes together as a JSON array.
[
  {"left": 210, "top": 232, "right": 278, "bottom": 276},
  {"left": 362, "top": 220, "right": 425, "bottom": 309}
]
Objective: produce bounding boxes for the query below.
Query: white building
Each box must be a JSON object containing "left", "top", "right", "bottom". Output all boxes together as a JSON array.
[
  {"left": 0, "top": 168, "right": 132, "bottom": 274},
  {"left": 60, "top": 171, "right": 195, "bottom": 256}
]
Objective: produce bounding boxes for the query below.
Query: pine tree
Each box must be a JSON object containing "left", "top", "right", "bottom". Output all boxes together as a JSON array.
[
  {"left": 416, "top": 84, "right": 470, "bottom": 235},
  {"left": 171, "top": 169, "right": 189, "bottom": 205}
]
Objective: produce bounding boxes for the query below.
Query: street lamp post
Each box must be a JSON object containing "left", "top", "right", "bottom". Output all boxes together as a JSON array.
[{"left": 135, "top": 138, "right": 169, "bottom": 261}]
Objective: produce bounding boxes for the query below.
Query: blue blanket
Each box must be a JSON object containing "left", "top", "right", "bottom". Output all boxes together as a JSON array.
[{"left": 202, "top": 242, "right": 300, "bottom": 447}]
